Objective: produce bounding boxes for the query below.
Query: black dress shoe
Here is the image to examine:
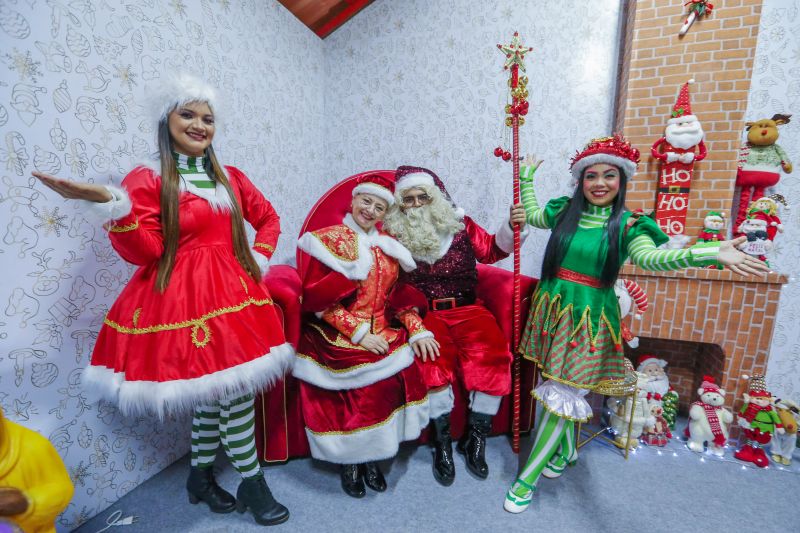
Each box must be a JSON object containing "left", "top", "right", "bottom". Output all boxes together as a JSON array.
[
  {"left": 457, "top": 411, "right": 491, "bottom": 479},
  {"left": 340, "top": 464, "right": 366, "bottom": 498},
  {"left": 186, "top": 466, "right": 237, "bottom": 513},
  {"left": 431, "top": 414, "right": 456, "bottom": 486},
  {"left": 235, "top": 475, "right": 290, "bottom": 526},
  {"left": 363, "top": 462, "right": 387, "bottom": 492}
]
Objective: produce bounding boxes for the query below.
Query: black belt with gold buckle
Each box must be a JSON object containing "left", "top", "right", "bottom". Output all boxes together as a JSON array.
[{"left": 429, "top": 295, "right": 475, "bottom": 311}]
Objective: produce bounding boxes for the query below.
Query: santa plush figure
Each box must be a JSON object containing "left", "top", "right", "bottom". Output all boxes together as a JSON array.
[
  {"left": 636, "top": 355, "right": 679, "bottom": 430},
  {"left": 651, "top": 79, "right": 707, "bottom": 245},
  {"left": 734, "top": 374, "right": 785, "bottom": 468},
  {"left": 736, "top": 214, "right": 772, "bottom": 264}
]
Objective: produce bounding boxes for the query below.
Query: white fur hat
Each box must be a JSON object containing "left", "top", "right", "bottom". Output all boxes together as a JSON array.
[{"left": 147, "top": 72, "right": 219, "bottom": 126}]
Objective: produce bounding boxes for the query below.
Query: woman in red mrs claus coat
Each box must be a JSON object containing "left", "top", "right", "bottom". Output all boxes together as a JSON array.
[
  {"left": 293, "top": 174, "right": 438, "bottom": 499},
  {"left": 34, "top": 73, "right": 292, "bottom": 526}
]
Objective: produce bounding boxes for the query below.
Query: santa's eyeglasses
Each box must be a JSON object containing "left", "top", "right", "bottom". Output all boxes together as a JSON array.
[{"left": 401, "top": 193, "right": 432, "bottom": 207}]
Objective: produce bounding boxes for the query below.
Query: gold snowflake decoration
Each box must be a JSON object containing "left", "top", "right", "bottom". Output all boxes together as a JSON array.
[
  {"left": 113, "top": 64, "right": 138, "bottom": 90},
  {"left": 70, "top": 460, "right": 91, "bottom": 487},
  {"left": 170, "top": 0, "right": 187, "bottom": 17},
  {"left": 34, "top": 206, "right": 69, "bottom": 237}
]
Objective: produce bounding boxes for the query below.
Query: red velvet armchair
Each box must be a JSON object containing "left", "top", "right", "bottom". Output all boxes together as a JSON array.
[{"left": 254, "top": 172, "right": 538, "bottom": 463}]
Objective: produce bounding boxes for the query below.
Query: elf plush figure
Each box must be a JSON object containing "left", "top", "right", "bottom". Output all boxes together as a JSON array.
[
  {"left": 734, "top": 375, "right": 785, "bottom": 468},
  {"left": 697, "top": 211, "right": 726, "bottom": 269},
  {"left": 697, "top": 211, "right": 726, "bottom": 243}
]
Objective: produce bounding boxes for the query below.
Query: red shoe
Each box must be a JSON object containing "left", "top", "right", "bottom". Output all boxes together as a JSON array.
[
  {"left": 734, "top": 445, "right": 754, "bottom": 463},
  {"left": 751, "top": 446, "right": 769, "bottom": 468}
]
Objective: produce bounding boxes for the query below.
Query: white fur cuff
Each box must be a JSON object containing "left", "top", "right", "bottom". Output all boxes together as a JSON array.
[
  {"left": 81, "top": 185, "right": 133, "bottom": 224},
  {"left": 350, "top": 322, "right": 370, "bottom": 344},
  {"left": 253, "top": 251, "right": 270, "bottom": 276},
  {"left": 495, "top": 216, "right": 530, "bottom": 254}
]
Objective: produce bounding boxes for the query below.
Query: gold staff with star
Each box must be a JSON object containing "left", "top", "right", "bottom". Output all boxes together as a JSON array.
[{"left": 496, "top": 31, "right": 532, "bottom": 454}]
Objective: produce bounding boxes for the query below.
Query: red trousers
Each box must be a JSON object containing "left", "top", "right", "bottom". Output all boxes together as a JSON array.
[{"left": 417, "top": 303, "right": 512, "bottom": 396}]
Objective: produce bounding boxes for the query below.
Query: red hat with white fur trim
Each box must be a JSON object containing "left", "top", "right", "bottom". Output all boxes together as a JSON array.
[
  {"left": 352, "top": 174, "right": 396, "bottom": 206},
  {"left": 570, "top": 133, "right": 640, "bottom": 181}
]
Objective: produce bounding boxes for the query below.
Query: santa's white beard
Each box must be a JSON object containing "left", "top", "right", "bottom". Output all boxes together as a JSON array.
[
  {"left": 383, "top": 201, "right": 464, "bottom": 264},
  {"left": 665, "top": 123, "right": 704, "bottom": 150},
  {"left": 643, "top": 374, "right": 670, "bottom": 396}
]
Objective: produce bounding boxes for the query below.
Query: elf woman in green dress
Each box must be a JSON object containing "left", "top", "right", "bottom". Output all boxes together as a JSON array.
[{"left": 504, "top": 134, "right": 769, "bottom": 513}]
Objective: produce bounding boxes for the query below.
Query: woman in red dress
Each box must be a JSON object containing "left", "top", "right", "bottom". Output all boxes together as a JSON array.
[
  {"left": 34, "top": 74, "right": 291, "bottom": 526},
  {"left": 293, "top": 175, "right": 440, "bottom": 498}
]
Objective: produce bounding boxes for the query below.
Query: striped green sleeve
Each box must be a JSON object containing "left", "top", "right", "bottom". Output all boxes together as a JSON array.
[
  {"left": 520, "top": 165, "right": 549, "bottom": 229},
  {"left": 628, "top": 235, "right": 720, "bottom": 271}
]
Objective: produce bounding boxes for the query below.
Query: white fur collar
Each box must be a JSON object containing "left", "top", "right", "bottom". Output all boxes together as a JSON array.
[
  {"left": 297, "top": 215, "right": 416, "bottom": 281},
  {"left": 136, "top": 158, "right": 233, "bottom": 212}
]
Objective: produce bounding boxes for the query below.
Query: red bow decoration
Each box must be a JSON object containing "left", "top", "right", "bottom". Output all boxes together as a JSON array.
[{"left": 647, "top": 393, "right": 662, "bottom": 401}]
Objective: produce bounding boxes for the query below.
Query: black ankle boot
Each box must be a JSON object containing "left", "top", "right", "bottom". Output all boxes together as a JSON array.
[
  {"left": 340, "top": 464, "right": 366, "bottom": 498},
  {"left": 235, "top": 475, "right": 290, "bottom": 526},
  {"left": 186, "top": 466, "right": 236, "bottom": 513},
  {"left": 363, "top": 462, "right": 386, "bottom": 492},
  {"left": 431, "top": 414, "right": 455, "bottom": 486},
  {"left": 457, "top": 411, "right": 491, "bottom": 479}
]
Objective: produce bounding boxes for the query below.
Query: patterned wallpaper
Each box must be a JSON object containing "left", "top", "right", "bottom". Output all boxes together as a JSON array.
[
  {"left": 0, "top": 0, "right": 325, "bottom": 530},
  {"left": 749, "top": 0, "right": 800, "bottom": 402},
  {"left": 322, "top": 0, "right": 623, "bottom": 275}
]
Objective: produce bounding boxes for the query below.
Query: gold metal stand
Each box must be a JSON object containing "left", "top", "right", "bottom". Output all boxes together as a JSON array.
[{"left": 576, "top": 371, "right": 640, "bottom": 460}]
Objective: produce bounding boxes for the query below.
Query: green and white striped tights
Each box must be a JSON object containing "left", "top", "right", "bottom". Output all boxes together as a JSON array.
[
  {"left": 190, "top": 393, "right": 261, "bottom": 479},
  {"left": 506, "top": 410, "right": 577, "bottom": 510}
]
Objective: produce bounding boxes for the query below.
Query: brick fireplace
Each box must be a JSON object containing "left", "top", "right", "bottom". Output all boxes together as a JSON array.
[
  {"left": 619, "top": 265, "right": 787, "bottom": 437},
  {"left": 610, "top": 0, "right": 787, "bottom": 437}
]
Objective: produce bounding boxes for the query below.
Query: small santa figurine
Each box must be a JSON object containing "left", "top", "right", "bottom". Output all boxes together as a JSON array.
[
  {"left": 736, "top": 215, "right": 772, "bottom": 264},
  {"left": 746, "top": 195, "right": 785, "bottom": 241},
  {"left": 642, "top": 393, "right": 672, "bottom": 446},
  {"left": 636, "top": 355, "right": 679, "bottom": 431},
  {"left": 734, "top": 374, "right": 785, "bottom": 468}
]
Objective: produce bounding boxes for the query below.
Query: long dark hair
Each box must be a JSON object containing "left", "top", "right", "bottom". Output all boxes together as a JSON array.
[
  {"left": 539, "top": 167, "right": 629, "bottom": 288},
  {"left": 155, "top": 111, "right": 261, "bottom": 292}
]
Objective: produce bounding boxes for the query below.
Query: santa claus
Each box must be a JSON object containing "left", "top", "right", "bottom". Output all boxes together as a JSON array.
[
  {"left": 382, "top": 165, "right": 527, "bottom": 485},
  {"left": 636, "top": 354, "right": 679, "bottom": 430}
]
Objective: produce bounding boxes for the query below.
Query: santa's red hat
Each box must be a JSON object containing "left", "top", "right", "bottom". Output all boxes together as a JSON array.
[
  {"left": 394, "top": 165, "right": 464, "bottom": 216},
  {"left": 636, "top": 354, "right": 667, "bottom": 373},
  {"left": 569, "top": 133, "right": 640, "bottom": 181},
  {"left": 699, "top": 375, "right": 721, "bottom": 394},
  {"left": 623, "top": 279, "right": 648, "bottom": 315},
  {"left": 352, "top": 174, "right": 396, "bottom": 206},
  {"left": 668, "top": 79, "right": 698, "bottom": 125}
]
